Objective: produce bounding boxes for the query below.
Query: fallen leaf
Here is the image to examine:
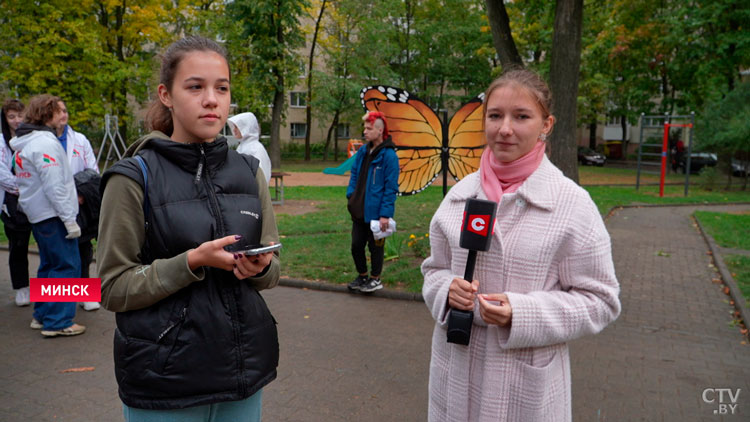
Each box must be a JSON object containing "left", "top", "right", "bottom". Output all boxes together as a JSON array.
[
  {"left": 723, "top": 286, "right": 730, "bottom": 295},
  {"left": 60, "top": 367, "right": 95, "bottom": 374},
  {"left": 741, "top": 328, "right": 748, "bottom": 335},
  {"left": 706, "top": 251, "right": 712, "bottom": 255},
  {"left": 712, "top": 278, "right": 722, "bottom": 283}
]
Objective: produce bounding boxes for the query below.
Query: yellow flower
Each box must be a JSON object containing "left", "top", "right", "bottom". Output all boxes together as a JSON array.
[
  {"left": 410, "top": 234, "right": 416, "bottom": 239},
  {"left": 424, "top": 233, "right": 429, "bottom": 238}
]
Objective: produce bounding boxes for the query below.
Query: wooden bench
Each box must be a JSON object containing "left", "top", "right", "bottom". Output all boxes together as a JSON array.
[{"left": 270, "top": 172, "right": 289, "bottom": 205}]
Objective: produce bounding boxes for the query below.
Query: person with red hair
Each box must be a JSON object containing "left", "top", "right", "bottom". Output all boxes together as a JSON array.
[{"left": 345, "top": 111, "right": 399, "bottom": 293}]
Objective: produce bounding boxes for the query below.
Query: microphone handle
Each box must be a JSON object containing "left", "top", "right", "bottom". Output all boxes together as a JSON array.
[
  {"left": 446, "top": 249, "right": 478, "bottom": 346},
  {"left": 464, "top": 249, "right": 477, "bottom": 282}
]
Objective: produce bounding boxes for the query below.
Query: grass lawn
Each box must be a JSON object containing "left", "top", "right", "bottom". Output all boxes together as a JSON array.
[
  {"left": 278, "top": 181, "right": 749, "bottom": 293},
  {"left": 693, "top": 211, "right": 750, "bottom": 250},
  {"left": 277, "top": 185, "right": 442, "bottom": 292},
  {"left": 724, "top": 255, "right": 750, "bottom": 307},
  {"left": 693, "top": 210, "right": 750, "bottom": 307}
]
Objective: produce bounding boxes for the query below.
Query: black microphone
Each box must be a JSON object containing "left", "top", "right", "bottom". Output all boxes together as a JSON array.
[{"left": 446, "top": 198, "right": 497, "bottom": 345}]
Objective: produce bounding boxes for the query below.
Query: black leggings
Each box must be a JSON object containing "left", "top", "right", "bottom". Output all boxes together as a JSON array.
[
  {"left": 79, "top": 240, "right": 94, "bottom": 279},
  {"left": 3, "top": 223, "right": 31, "bottom": 290},
  {"left": 351, "top": 220, "right": 384, "bottom": 277}
]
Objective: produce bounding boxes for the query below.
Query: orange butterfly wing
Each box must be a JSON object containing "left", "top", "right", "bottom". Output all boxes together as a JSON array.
[
  {"left": 361, "top": 86, "right": 443, "bottom": 195},
  {"left": 447, "top": 94, "right": 485, "bottom": 181}
]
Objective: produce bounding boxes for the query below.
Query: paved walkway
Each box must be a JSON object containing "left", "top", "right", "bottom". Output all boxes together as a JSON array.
[{"left": 1, "top": 204, "right": 749, "bottom": 421}]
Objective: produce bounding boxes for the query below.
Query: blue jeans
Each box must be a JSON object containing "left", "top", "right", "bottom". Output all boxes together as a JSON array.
[
  {"left": 123, "top": 389, "right": 263, "bottom": 422},
  {"left": 31, "top": 217, "right": 81, "bottom": 331}
]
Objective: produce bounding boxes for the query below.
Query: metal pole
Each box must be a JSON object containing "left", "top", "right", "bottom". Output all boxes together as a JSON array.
[
  {"left": 660, "top": 122, "right": 669, "bottom": 197},
  {"left": 441, "top": 110, "right": 448, "bottom": 197},
  {"left": 685, "top": 112, "right": 695, "bottom": 196},
  {"left": 636, "top": 113, "right": 644, "bottom": 190}
]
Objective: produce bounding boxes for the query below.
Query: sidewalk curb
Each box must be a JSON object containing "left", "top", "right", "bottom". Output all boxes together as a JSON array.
[
  {"left": 0, "top": 246, "right": 424, "bottom": 302},
  {"left": 604, "top": 202, "right": 750, "bottom": 221},
  {"left": 694, "top": 217, "right": 750, "bottom": 338},
  {"left": 279, "top": 277, "right": 424, "bottom": 302}
]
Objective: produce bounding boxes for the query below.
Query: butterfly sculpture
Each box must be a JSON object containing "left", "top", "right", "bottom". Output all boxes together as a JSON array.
[{"left": 360, "top": 86, "right": 486, "bottom": 195}]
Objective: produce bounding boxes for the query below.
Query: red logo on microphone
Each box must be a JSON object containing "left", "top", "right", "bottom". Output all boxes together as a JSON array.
[{"left": 466, "top": 214, "right": 490, "bottom": 236}]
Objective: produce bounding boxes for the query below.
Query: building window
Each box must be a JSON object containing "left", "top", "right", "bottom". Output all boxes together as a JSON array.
[
  {"left": 336, "top": 124, "right": 350, "bottom": 139},
  {"left": 607, "top": 115, "right": 623, "bottom": 126},
  {"left": 290, "top": 92, "right": 306, "bottom": 108},
  {"left": 291, "top": 123, "right": 307, "bottom": 138}
]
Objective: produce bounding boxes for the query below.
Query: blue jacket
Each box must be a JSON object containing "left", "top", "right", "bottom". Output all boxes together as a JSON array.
[{"left": 346, "top": 140, "right": 399, "bottom": 222}]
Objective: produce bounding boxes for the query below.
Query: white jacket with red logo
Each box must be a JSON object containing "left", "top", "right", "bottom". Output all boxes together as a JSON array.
[
  {"left": 61, "top": 125, "right": 99, "bottom": 174},
  {"left": 9, "top": 128, "right": 78, "bottom": 224}
]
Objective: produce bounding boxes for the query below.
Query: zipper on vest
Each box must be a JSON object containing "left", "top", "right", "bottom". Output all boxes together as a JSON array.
[
  {"left": 157, "top": 306, "right": 187, "bottom": 342},
  {"left": 198, "top": 144, "right": 227, "bottom": 236},
  {"left": 229, "top": 290, "right": 246, "bottom": 396}
]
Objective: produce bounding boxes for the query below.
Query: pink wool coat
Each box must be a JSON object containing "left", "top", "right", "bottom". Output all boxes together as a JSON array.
[{"left": 422, "top": 156, "right": 621, "bottom": 422}]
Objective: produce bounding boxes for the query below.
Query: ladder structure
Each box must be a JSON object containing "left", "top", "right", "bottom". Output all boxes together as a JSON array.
[
  {"left": 96, "top": 114, "right": 129, "bottom": 171},
  {"left": 636, "top": 113, "right": 695, "bottom": 196}
]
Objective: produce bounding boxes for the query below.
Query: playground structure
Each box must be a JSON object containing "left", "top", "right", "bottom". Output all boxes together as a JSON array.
[
  {"left": 636, "top": 112, "right": 695, "bottom": 197},
  {"left": 96, "top": 114, "right": 128, "bottom": 171},
  {"left": 322, "top": 139, "right": 363, "bottom": 175}
]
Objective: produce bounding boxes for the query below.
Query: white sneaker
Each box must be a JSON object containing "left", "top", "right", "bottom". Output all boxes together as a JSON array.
[
  {"left": 15, "top": 287, "right": 30, "bottom": 307},
  {"left": 79, "top": 302, "right": 100, "bottom": 311}
]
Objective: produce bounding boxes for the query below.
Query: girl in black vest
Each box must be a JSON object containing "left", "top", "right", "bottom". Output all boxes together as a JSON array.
[{"left": 97, "top": 36, "right": 280, "bottom": 422}]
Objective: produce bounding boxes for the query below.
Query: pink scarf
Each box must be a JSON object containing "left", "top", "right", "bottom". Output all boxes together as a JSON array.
[{"left": 479, "top": 141, "right": 546, "bottom": 203}]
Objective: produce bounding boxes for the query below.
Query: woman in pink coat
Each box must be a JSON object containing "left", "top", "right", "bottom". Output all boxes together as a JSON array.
[{"left": 422, "top": 68, "right": 621, "bottom": 421}]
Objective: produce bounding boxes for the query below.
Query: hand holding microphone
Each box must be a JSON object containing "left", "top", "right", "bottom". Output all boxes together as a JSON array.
[
  {"left": 448, "top": 277, "right": 478, "bottom": 311},
  {"left": 446, "top": 198, "right": 497, "bottom": 345}
]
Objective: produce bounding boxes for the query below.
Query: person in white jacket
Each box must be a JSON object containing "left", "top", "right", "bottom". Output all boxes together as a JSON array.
[
  {"left": 228, "top": 112, "right": 271, "bottom": 184},
  {"left": 9, "top": 94, "right": 86, "bottom": 337},
  {"left": 1, "top": 99, "right": 32, "bottom": 307},
  {"left": 56, "top": 99, "right": 101, "bottom": 311}
]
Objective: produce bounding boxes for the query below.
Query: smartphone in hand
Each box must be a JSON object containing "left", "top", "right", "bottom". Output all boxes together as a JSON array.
[
  {"left": 243, "top": 244, "right": 282, "bottom": 256},
  {"left": 224, "top": 241, "right": 282, "bottom": 256}
]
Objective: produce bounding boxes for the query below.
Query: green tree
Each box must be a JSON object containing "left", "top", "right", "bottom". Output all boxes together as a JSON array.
[
  {"left": 91, "top": 0, "right": 172, "bottom": 140},
  {"left": 224, "top": 0, "right": 307, "bottom": 169},
  {"left": 484, "top": 0, "right": 522, "bottom": 67},
  {"left": 0, "top": 1, "right": 108, "bottom": 128},
  {"left": 697, "top": 82, "right": 750, "bottom": 190},
  {"left": 485, "top": 0, "right": 583, "bottom": 181},
  {"left": 413, "top": 0, "right": 493, "bottom": 108},
  {"left": 313, "top": 0, "right": 375, "bottom": 161},
  {"left": 548, "top": 0, "right": 584, "bottom": 181},
  {"left": 303, "top": 0, "right": 328, "bottom": 161}
]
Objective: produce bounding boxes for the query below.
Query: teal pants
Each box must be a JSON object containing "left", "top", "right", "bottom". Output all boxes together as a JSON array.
[{"left": 123, "top": 389, "right": 262, "bottom": 422}]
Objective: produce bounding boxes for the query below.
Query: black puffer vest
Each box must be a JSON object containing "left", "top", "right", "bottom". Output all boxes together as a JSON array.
[{"left": 101, "top": 136, "right": 279, "bottom": 410}]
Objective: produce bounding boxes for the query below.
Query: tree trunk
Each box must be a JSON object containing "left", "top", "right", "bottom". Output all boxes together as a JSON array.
[
  {"left": 333, "top": 111, "right": 340, "bottom": 162},
  {"left": 548, "top": 0, "right": 583, "bottom": 182},
  {"left": 323, "top": 115, "right": 336, "bottom": 161},
  {"left": 269, "top": 3, "right": 284, "bottom": 170},
  {"left": 484, "top": 0, "right": 523, "bottom": 67},
  {"left": 270, "top": 79, "right": 284, "bottom": 169},
  {"left": 588, "top": 120, "right": 596, "bottom": 150},
  {"left": 304, "top": 0, "right": 327, "bottom": 161}
]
